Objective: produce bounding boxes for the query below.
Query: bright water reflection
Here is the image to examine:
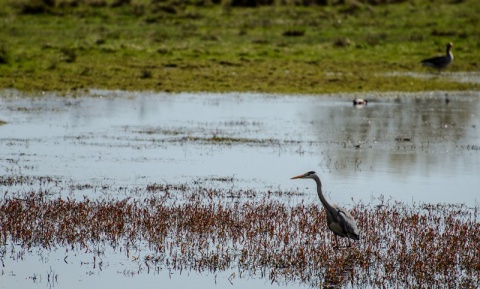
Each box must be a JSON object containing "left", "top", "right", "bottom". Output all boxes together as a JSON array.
[{"left": 0, "top": 90, "right": 479, "bottom": 205}]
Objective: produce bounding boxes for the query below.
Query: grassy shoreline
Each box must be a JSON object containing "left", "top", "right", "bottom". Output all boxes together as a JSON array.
[{"left": 0, "top": 0, "right": 479, "bottom": 94}]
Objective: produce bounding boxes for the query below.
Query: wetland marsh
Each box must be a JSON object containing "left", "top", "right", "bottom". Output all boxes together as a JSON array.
[
  {"left": 1, "top": 0, "right": 480, "bottom": 288},
  {"left": 1, "top": 90, "right": 480, "bottom": 288}
]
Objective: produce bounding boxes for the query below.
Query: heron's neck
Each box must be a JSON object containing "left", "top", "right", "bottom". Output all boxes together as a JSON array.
[{"left": 313, "top": 176, "right": 335, "bottom": 212}]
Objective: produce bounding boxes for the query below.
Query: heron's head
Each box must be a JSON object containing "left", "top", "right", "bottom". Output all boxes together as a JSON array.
[{"left": 291, "top": 171, "right": 317, "bottom": 180}]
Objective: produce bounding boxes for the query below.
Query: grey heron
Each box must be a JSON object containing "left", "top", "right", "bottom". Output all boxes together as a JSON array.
[{"left": 291, "top": 171, "right": 360, "bottom": 246}]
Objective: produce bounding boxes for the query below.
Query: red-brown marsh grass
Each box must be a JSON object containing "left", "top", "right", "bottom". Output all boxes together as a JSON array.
[{"left": 1, "top": 186, "right": 479, "bottom": 288}]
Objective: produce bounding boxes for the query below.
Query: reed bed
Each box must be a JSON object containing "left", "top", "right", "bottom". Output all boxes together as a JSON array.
[{"left": 1, "top": 186, "right": 479, "bottom": 288}]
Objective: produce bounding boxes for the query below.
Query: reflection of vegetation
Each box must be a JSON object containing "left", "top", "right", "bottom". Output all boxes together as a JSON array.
[
  {"left": 0, "top": 0, "right": 479, "bottom": 92},
  {"left": 309, "top": 92, "right": 478, "bottom": 176},
  {"left": 1, "top": 182, "right": 479, "bottom": 288}
]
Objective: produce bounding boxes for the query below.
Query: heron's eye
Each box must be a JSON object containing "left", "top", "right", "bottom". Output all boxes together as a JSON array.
[{"left": 307, "top": 171, "right": 316, "bottom": 175}]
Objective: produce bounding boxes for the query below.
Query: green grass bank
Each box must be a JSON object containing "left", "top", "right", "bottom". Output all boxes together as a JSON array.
[{"left": 0, "top": 0, "right": 479, "bottom": 93}]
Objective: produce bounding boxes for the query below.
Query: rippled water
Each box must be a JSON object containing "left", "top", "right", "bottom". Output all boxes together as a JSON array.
[
  {"left": 1, "top": 90, "right": 479, "bottom": 204},
  {"left": 1, "top": 90, "right": 480, "bottom": 288}
]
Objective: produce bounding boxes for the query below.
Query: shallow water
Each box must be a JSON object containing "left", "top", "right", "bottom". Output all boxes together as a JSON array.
[
  {"left": 2, "top": 246, "right": 288, "bottom": 289},
  {"left": 1, "top": 90, "right": 479, "bottom": 204},
  {"left": 1, "top": 90, "right": 480, "bottom": 288}
]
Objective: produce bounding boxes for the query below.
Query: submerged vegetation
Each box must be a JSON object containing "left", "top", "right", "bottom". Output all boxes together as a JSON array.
[
  {"left": 0, "top": 0, "right": 479, "bottom": 93},
  {"left": 1, "top": 178, "right": 479, "bottom": 288}
]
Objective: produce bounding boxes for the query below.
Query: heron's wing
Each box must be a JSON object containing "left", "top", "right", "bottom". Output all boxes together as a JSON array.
[{"left": 332, "top": 204, "right": 360, "bottom": 239}]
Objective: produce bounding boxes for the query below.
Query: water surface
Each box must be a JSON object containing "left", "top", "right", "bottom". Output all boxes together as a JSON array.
[
  {"left": 1, "top": 90, "right": 479, "bottom": 204},
  {"left": 1, "top": 90, "right": 480, "bottom": 289}
]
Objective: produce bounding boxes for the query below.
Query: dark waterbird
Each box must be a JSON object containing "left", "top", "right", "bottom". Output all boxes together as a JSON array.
[
  {"left": 421, "top": 42, "right": 453, "bottom": 71},
  {"left": 291, "top": 171, "right": 360, "bottom": 246}
]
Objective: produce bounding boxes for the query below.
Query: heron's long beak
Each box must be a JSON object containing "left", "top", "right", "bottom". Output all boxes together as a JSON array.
[{"left": 290, "top": 174, "right": 305, "bottom": 180}]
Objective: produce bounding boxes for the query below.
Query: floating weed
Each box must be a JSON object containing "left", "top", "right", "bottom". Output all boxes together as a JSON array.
[
  {"left": 179, "top": 135, "right": 284, "bottom": 146},
  {"left": 0, "top": 175, "right": 60, "bottom": 187},
  {"left": 108, "top": 126, "right": 299, "bottom": 147},
  {"left": 459, "top": 144, "right": 480, "bottom": 151},
  {"left": 0, "top": 187, "right": 479, "bottom": 288},
  {"left": 205, "top": 176, "right": 235, "bottom": 183}
]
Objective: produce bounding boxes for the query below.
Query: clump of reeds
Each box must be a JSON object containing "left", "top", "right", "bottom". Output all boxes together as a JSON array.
[
  {"left": 0, "top": 185, "right": 479, "bottom": 288},
  {"left": 16, "top": 0, "right": 55, "bottom": 15},
  {"left": 0, "top": 46, "right": 9, "bottom": 64}
]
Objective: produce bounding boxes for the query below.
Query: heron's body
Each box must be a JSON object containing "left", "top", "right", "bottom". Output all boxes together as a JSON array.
[
  {"left": 291, "top": 171, "right": 360, "bottom": 243},
  {"left": 325, "top": 203, "right": 359, "bottom": 240},
  {"left": 421, "top": 42, "right": 453, "bottom": 71}
]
